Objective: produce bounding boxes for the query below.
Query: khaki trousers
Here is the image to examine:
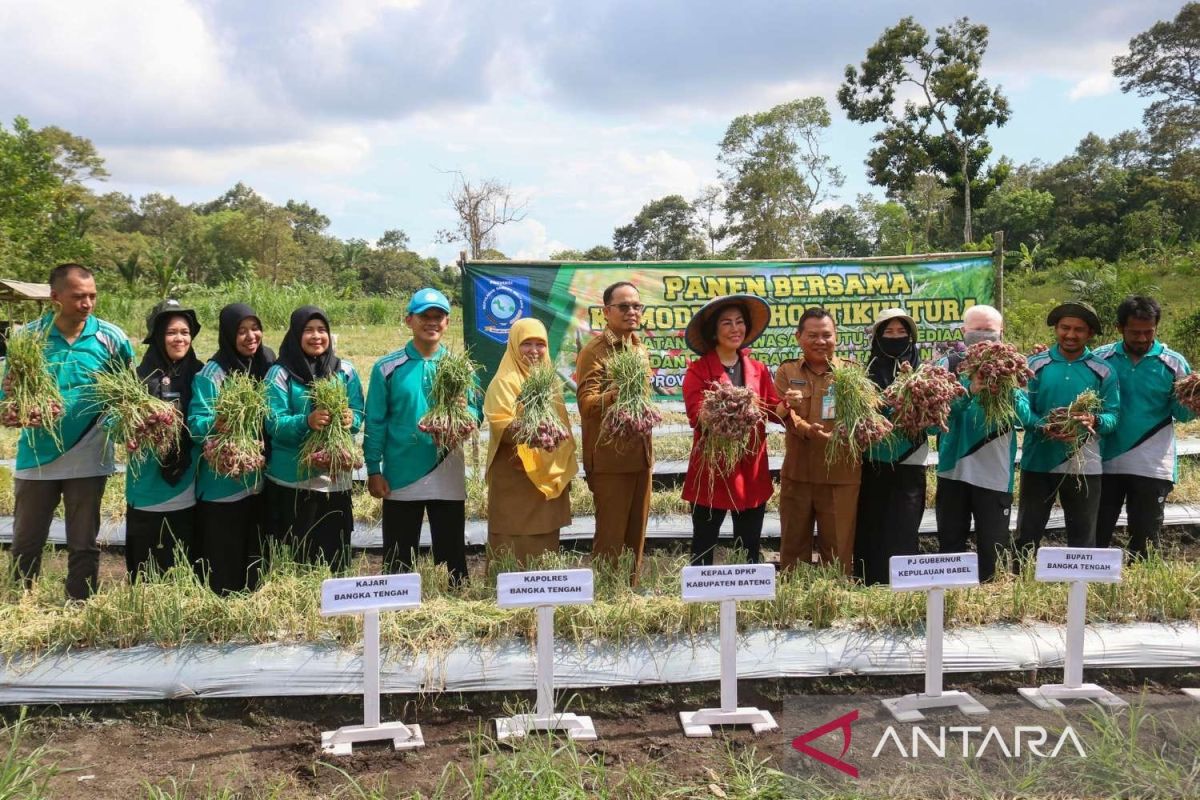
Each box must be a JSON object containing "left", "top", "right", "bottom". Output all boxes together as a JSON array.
[
  {"left": 588, "top": 470, "right": 651, "bottom": 579},
  {"left": 779, "top": 479, "right": 860, "bottom": 575},
  {"left": 487, "top": 530, "right": 561, "bottom": 569}
]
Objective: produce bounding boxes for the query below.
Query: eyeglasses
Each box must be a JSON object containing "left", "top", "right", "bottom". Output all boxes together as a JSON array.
[{"left": 608, "top": 302, "right": 645, "bottom": 313}]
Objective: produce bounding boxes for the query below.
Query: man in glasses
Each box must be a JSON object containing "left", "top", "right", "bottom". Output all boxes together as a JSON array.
[{"left": 576, "top": 281, "right": 655, "bottom": 581}]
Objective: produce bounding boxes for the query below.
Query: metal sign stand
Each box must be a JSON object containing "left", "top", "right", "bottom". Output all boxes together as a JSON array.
[
  {"left": 882, "top": 586, "right": 989, "bottom": 723},
  {"left": 679, "top": 598, "right": 779, "bottom": 737},
  {"left": 322, "top": 609, "right": 425, "bottom": 754},
  {"left": 495, "top": 604, "right": 598, "bottom": 741},
  {"left": 1019, "top": 581, "right": 1128, "bottom": 711}
]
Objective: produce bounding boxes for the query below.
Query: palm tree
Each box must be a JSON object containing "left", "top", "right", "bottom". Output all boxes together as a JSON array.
[
  {"left": 150, "top": 251, "right": 184, "bottom": 299},
  {"left": 114, "top": 252, "right": 140, "bottom": 290}
]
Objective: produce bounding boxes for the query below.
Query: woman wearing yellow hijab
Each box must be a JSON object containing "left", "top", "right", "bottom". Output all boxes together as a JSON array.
[{"left": 483, "top": 318, "right": 577, "bottom": 565}]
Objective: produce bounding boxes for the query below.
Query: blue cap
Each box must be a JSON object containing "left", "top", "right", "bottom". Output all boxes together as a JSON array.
[{"left": 407, "top": 288, "right": 451, "bottom": 315}]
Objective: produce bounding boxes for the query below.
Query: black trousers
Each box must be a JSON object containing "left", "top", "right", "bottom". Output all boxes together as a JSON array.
[
  {"left": 689, "top": 503, "right": 766, "bottom": 566},
  {"left": 1015, "top": 470, "right": 1101, "bottom": 562},
  {"left": 1096, "top": 474, "right": 1172, "bottom": 556},
  {"left": 196, "top": 494, "right": 263, "bottom": 596},
  {"left": 382, "top": 499, "right": 467, "bottom": 584},
  {"left": 854, "top": 461, "right": 926, "bottom": 585},
  {"left": 125, "top": 505, "right": 197, "bottom": 580},
  {"left": 271, "top": 485, "right": 354, "bottom": 573},
  {"left": 936, "top": 477, "right": 1013, "bottom": 582}
]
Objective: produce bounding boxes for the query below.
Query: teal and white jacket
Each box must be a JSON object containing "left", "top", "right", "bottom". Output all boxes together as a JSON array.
[
  {"left": 0, "top": 313, "right": 134, "bottom": 478},
  {"left": 264, "top": 360, "right": 365, "bottom": 492},
  {"left": 362, "top": 342, "right": 482, "bottom": 493},
  {"left": 1021, "top": 345, "right": 1120, "bottom": 476},
  {"left": 1094, "top": 340, "right": 1193, "bottom": 482},
  {"left": 188, "top": 362, "right": 264, "bottom": 503},
  {"left": 935, "top": 354, "right": 1035, "bottom": 493}
]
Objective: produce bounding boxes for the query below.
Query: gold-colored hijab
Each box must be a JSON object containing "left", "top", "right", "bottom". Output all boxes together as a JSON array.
[{"left": 483, "top": 318, "right": 577, "bottom": 499}]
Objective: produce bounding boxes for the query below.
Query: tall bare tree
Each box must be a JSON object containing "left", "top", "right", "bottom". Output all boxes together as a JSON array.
[{"left": 437, "top": 171, "right": 528, "bottom": 258}]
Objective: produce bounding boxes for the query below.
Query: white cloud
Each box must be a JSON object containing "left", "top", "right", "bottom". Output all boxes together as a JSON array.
[
  {"left": 0, "top": 0, "right": 1174, "bottom": 262},
  {"left": 502, "top": 217, "right": 569, "bottom": 260},
  {"left": 0, "top": 0, "right": 288, "bottom": 144},
  {"left": 1069, "top": 73, "right": 1120, "bottom": 100},
  {"left": 102, "top": 127, "right": 373, "bottom": 187}
]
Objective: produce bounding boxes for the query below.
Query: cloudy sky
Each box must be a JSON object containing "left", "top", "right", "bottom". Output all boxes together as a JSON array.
[{"left": 0, "top": 0, "right": 1180, "bottom": 263}]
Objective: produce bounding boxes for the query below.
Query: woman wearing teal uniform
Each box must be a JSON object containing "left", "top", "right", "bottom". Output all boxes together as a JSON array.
[
  {"left": 264, "top": 307, "right": 364, "bottom": 572},
  {"left": 188, "top": 304, "right": 275, "bottom": 594},
  {"left": 124, "top": 300, "right": 203, "bottom": 579}
]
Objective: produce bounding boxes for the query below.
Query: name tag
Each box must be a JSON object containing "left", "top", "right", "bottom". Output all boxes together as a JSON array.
[{"left": 821, "top": 392, "right": 836, "bottom": 420}]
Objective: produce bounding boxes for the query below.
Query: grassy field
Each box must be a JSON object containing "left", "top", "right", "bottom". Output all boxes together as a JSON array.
[
  {"left": 0, "top": 542, "right": 1195, "bottom": 657},
  {"left": 6, "top": 427, "right": 1200, "bottom": 524}
]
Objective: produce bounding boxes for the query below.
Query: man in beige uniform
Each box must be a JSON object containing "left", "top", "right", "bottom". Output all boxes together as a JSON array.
[
  {"left": 774, "top": 307, "right": 862, "bottom": 574},
  {"left": 576, "top": 281, "right": 655, "bottom": 577}
]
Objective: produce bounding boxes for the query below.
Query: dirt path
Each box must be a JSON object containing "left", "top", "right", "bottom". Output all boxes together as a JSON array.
[{"left": 14, "top": 673, "right": 1200, "bottom": 798}]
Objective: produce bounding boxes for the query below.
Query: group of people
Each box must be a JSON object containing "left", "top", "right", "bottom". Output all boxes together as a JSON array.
[
  {"left": 480, "top": 282, "right": 1191, "bottom": 585},
  {"left": 2, "top": 266, "right": 1189, "bottom": 600},
  {"left": 672, "top": 291, "right": 1188, "bottom": 583},
  {"left": 2, "top": 265, "right": 484, "bottom": 598}
]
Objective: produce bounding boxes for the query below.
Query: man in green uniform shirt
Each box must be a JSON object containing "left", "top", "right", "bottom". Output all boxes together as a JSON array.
[
  {"left": 364, "top": 288, "right": 482, "bottom": 584},
  {"left": 1094, "top": 296, "right": 1194, "bottom": 556},
  {"left": 2, "top": 264, "right": 134, "bottom": 599},
  {"left": 936, "top": 305, "right": 1035, "bottom": 581},
  {"left": 1015, "top": 302, "right": 1120, "bottom": 557}
]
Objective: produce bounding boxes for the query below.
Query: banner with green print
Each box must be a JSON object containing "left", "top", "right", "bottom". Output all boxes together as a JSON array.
[{"left": 462, "top": 254, "right": 997, "bottom": 400}]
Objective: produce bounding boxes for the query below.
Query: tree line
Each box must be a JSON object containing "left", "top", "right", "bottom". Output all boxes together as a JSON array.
[
  {"left": 0, "top": 125, "right": 457, "bottom": 299},
  {"left": 564, "top": 6, "right": 1200, "bottom": 269},
  {"left": 1, "top": 6, "right": 1197, "bottom": 292}
]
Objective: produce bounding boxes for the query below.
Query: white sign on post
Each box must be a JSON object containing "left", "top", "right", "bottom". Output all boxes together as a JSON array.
[
  {"left": 1034, "top": 547, "right": 1122, "bottom": 583},
  {"left": 319, "top": 573, "right": 424, "bottom": 755},
  {"left": 321, "top": 574, "right": 422, "bottom": 616},
  {"left": 1020, "top": 547, "right": 1127, "bottom": 711},
  {"left": 881, "top": 552, "right": 988, "bottom": 723},
  {"left": 681, "top": 563, "right": 775, "bottom": 602},
  {"left": 678, "top": 563, "right": 778, "bottom": 737},
  {"left": 494, "top": 569, "right": 597, "bottom": 742},
  {"left": 889, "top": 553, "right": 979, "bottom": 591},
  {"left": 496, "top": 568, "right": 594, "bottom": 608}
]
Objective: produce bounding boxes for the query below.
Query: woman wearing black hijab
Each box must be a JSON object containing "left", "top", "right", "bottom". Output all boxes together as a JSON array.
[
  {"left": 264, "top": 307, "right": 364, "bottom": 572},
  {"left": 124, "top": 300, "right": 204, "bottom": 580},
  {"left": 187, "top": 303, "right": 276, "bottom": 595},
  {"left": 853, "top": 308, "right": 929, "bottom": 585}
]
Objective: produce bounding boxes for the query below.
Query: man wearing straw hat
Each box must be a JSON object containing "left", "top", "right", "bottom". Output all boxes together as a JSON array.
[
  {"left": 1014, "top": 301, "right": 1120, "bottom": 559},
  {"left": 774, "top": 306, "right": 862, "bottom": 574},
  {"left": 576, "top": 281, "right": 655, "bottom": 579}
]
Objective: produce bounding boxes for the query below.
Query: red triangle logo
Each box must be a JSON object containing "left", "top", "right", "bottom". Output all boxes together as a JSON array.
[{"left": 791, "top": 709, "right": 859, "bottom": 778}]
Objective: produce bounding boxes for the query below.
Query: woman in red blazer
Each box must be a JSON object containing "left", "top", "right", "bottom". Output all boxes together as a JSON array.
[{"left": 681, "top": 294, "right": 781, "bottom": 566}]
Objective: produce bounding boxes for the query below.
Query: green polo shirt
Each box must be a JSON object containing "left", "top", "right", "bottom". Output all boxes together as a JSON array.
[
  {"left": 264, "top": 360, "right": 365, "bottom": 491},
  {"left": 935, "top": 354, "right": 1035, "bottom": 493},
  {"left": 1021, "top": 345, "right": 1120, "bottom": 475},
  {"left": 1094, "top": 340, "right": 1193, "bottom": 482},
  {"left": 187, "top": 362, "right": 264, "bottom": 503},
  {"left": 1, "top": 313, "right": 134, "bottom": 476},
  {"left": 362, "top": 342, "right": 482, "bottom": 492},
  {"left": 125, "top": 441, "right": 199, "bottom": 511}
]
